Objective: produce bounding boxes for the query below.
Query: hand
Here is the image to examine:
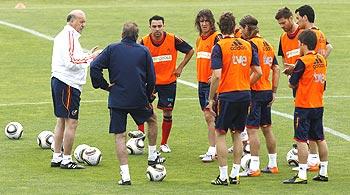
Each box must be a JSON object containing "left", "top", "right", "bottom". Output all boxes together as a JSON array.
[
  {"left": 173, "top": 67, "right": 183, "bottom": 77},
  {"left": 207, "top": 76, "right": 212, "bottom": 85},
  {"left": 206, "top": 100, "right": 216, "bottom": 117},
  {"left": 282, "top": 63, "right": 295, "bottom": 75},
  {"left": 267, "top": 92, "right": 276, "bottom": 107}
]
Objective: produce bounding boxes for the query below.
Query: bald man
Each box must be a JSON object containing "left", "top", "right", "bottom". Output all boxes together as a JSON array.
[{"left": 50, "top": 10, "right": 100, "bottom": 169}]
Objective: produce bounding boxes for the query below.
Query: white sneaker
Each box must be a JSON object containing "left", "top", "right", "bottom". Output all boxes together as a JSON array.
[
  {"left": 292, "top": 166, "right": 299, "bottom": 171},
  {"left": 239, "top": 170, "right": 249, "bottom": 176},
  {"left": 160, "top": 144, "right": 171, "bottom": 153},
  {"left": 228, "top": 146, "right": 234, "bottom": 153},
  {"left": 201, "top": 154, "right": 215, "bottom": 162}
]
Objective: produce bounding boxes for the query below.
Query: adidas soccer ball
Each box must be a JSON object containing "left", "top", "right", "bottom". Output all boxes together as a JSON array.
[
  {"left": 37, "top": 130, "right": 54, "bottom": 149},
  {"left": 82, "top": 146, "right": 102, "bottom": 166},
  {"left": 146, "top": 164, "right": 166, "bottom": 181},
  {"left": 286, "top": 144, "right": 299, "bottom": 166},
  {"left": 126, "top": 137, "right": 145, "bottom": 155},
  {"left": 4, "top": 122, "right": 23, "bottom": 139},
  {"left": 240, "top": 153, "right": 251, "bottom": 171},
  {"left": 74, "top": 144, "right": 90, "bottom": 163}
]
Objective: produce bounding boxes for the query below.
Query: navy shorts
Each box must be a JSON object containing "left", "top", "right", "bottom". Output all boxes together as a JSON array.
[
  {"left": 155, "top": 82, "right": 176, "bottom": 110},
  {"left": 109, "top": 106, "right": 153, "bottom": 134},
  {"left": 215, "top": 100, "right": 250, "bottom": 134},
  {"left": 51, "top": 77, "right": 81, "bottom": 120},
  {"left": 198, "top": 82, "right": 210, "bottom": 110},
  {"left": 294, "top": 107, "right": 324, "bottom": 142},
  {"left": 246, "top": 91, "right": 273, "bottom": 128}
]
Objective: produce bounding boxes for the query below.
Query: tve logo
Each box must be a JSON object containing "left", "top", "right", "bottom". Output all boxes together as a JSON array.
[{"left": 232, "top": 55, "right": 247, "bottom": 66}]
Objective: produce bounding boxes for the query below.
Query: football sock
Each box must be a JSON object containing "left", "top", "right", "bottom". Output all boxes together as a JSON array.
[
  {"left": 120, "top": 164, "right": 130, "bottom": 181},
  {"left": 61, "top": 155, "right": 72, "bottom": 164},
  {"left": 308, "top": 153, "right": 320, "bottom": 165},
  {"left": 148, "top": 145, "right": 157, "bottom": 160},
  {"left": 319, "top": 161, "right": 328, "bottom": 176},
  {"left": 250, "top": 156, "right": 260, "bottom": 171},
  {"left": 230, "top": 164, "right": 241, "bottom": 178},
  {"left": 138, "top": 124, "right": 145, "bottom": 133},
  {"left": 208, "top": 146, "right": 216, "bottom": 156},
  {"left": 52, "top": 152, "right": 62, "bottom": 162},
  {"left": 268, "top": 153, "right": 277, "bottom": 167},
  {"left": 240, "top": 128, "right": 249, "bottom": 142},
  {"left": 219, "top": 166, "right": 228, "bottom": 180},
  {"left": 161, "top": 116, "right": 172, "bottom": 145},
  {"left": 298, "top": 164, "right": 308, "bottom": 179}
]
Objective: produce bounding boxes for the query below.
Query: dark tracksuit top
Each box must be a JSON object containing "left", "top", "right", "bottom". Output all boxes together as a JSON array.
[{"left": 90, "top": 38, "right": 155, "bottom": 109}]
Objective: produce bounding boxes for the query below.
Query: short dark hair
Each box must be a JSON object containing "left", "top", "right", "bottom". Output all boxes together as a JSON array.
[
  {"left": 239, "top": 15, "right": 259, "bottom": 38},
  {"left": 298, "top": 29, "right": 317, "bottom": 50},
  {"left": 218, "top": 12, "right": 235, "bottom": 35},
  {"left": 195, "top": 9, "right": 216, "bottom": 35},
  {"left": 295, "top": 5, "right": 315, "bottom": 23},
  {"left": 149, "top": 15, "right": 164, "bottom": 25},
  {"left": 66, "top": 14, "right": 75, "bottom": 22},
  {"left": 122, "top": 22, "right": 139, "bottom": 41},
  {"left": 275, "top": 7, "right": 293, "bottom": 20}
]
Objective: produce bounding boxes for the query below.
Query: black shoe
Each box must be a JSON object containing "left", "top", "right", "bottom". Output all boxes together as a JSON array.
[
  {"left": 60, "top": 161, "right": 85, "bottom": 169},
  {"left": 118, "top": 179, "right": 131, "bottom": 185},
  {"left": 148, "top": 152, "right": 166, "bottom": 166},
  {"left": 313, "top": 174, "right": 328, "bottom": 182},
  {"left": 211, "top": 175, "right": 228, "bottom": 186},
  {"left": 51, "top": 160, "right": 62, "bottom": 167},
  {"left": 283, "top": 175, "right": 307, "bottom": 184},
  {"left": 229, "top": 176, "right": 240, "bottom": 184}
]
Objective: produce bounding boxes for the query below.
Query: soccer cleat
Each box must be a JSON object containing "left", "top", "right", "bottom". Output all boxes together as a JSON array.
[
  {"left": 201, "top": 154, "right": 215, "bottom": 162},
  {"left": 240, "top": 169, "right": 261, "bottom": 177},
  {"left": 312, "top": 174, "right": 328, "bottom": 182},
  {"left": 261, "top": 166, "right": 279, "bottom": 174},
  {"left": 227, "top": 146, "right": 234, "bottom": 153},
  {"left": 283, "top": 175, "right": 307, "bottom": 184},
  {"left": 118, "top": 179, "right": 131, "bottom": 185},
  {"left": 160, "top": 144, "right": 171, "bottom": 153},
  {"left": 50, "top": 160, "right": 62, "bottom": 167},
  {"left": 308, "top": 164, "right": 320, "bottom": 172},
  {"left": 229, "top": 176, "right": 240, "bottom": 184},
  {"left": 148, "top": 152, "right": 166, "bottom": 166},
  {"left": 127, "top": 130, "right": 145, "bottom": 140},
  {"left": 211, "top": 176, "right": 228, "bottom": 186},
  {"left": 60, "top": 161, "right": 85, "bottom": 169}
]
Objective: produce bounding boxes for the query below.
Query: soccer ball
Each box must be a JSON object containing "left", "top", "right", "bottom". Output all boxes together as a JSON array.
[
  {"left": 82, "top": 146, "right": 102, "bottom": 166},
  {"left": 286, "top": 144, "right": 299, "bottom": 166},
  {"left": 240, "top": 153, "right": 251, "bottom": 171},
  {"left": 50, "top": 140, "right": 64, "bottom": 152},
  {"left": 37, "top": 131, "right": 54, "bottom": 149},
  {"left": 146, "top": 164, "right": 167, "bottom": 181},
  {"left": 74, "top": 144, "right": 90, "bottom": 163},
  {"left": 4, "top": 122, "right": 23, "bottom": 139},
  {"left": 126, "top": 137, "right": 145, "bottom": 155},
  {"left": 243, "top": 144, "right": 251, "bottom": 155}
]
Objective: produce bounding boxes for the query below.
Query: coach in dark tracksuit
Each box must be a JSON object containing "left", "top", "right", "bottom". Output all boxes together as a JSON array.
[{"left": 90, "top": 22, "right": 165, "bottom": 185}]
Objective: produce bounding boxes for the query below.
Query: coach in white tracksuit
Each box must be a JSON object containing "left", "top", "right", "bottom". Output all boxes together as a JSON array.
[{"left": 50, "top": 9, "right": 100, "bottom": 169}]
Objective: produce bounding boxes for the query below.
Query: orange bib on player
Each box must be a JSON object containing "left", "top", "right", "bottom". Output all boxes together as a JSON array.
[
  {"left": 250, "top": 36, "right": 275, "bottom": 91},
  {"left": 142, "top": 33, "right": 178, "bottom": 85},
  {"left": 295, "top": 52, "right": 327, "bottom": 108},
  {"left": 217, "top": 37, "right": 252, "bottom": 93},
  {"left": 311, "top": 27, "right": 327, "bottom": 56},
  {"left": 280, "top": 28, "right": 302, "bottom": 65},
  {"left": 196, "top": 31, "right": 220, "bottom": 83}
]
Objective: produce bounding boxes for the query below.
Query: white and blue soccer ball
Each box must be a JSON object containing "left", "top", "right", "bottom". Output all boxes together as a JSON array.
[
  {"left": 4, "top": 122, "right": 23, "bottom": 140},
  {"left": 240, "top": 153, "right": 251, "bottom": 171},
  {"left": 37, "top": 130, "right": 54, "bottom": 149},
  {"left": 286, "top": 144, "right": 299, "bottom": 166},
  {"left": 74, "top": 144, "right": 90, "bottom": 163},
  {"left": 82, "top": 146, "right": 102, "bottom": 166},
  {"left": 126, "top": 137, "right": 145, "bottom": 155},
  {"left": 146, "top": 164, "right": 167, "bottom": 181}
]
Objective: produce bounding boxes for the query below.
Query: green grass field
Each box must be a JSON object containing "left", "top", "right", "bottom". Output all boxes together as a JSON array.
[{"left": 1, "top": 0, "right": 350, "bottom": 194}]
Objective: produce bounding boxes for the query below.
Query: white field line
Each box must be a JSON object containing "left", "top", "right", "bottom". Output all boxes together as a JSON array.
[{"left": 1, "top": 20, "right": 349, "bottom": 142}]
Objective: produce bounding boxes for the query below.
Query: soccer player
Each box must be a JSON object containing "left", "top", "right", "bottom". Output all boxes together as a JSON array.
[
  {"left": 194, "top": 9, "right": 222, "bottom": 162},
  {"left": 50, "top": 10, "right": 100, "bottom": 169},
  {"left": 238, "top": 15, "right": 280, "bottom": 176},
  {"left": 208, "top": 12, "right": 262, "bottom": 185},
  {"left": 295, "top": 4, "right": 333, "bottom": 171},
  {"left": 283, "top": 29, "right": 329, "bottom": 184},
  {"left": 90, "top": 22, "right": 165, "bottom": 185},
  {"left": 140, "top": 15, "right": 194, "bottom": 153}
]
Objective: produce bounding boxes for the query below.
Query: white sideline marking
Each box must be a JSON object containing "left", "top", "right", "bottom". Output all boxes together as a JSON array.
[{"left": 1, "top": 20, "right": 349, "bottom": 142}]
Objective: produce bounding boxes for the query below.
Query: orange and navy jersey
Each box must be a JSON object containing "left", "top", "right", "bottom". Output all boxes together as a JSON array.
[
  {"left": 141, "top": 32, "right": 192, "bottom": 85},
  {"left": 278, "top": 27, "right": 303, "bottom": 65},
  {"left": 211, "top": 36, "right": 259, "bottom": 96},
  {"left": 289, "top": 52, "right": 327, "bottom": 108},
  {"left": 311, "top": 26, "right": 327, "bottom": 56},
  {"left": 196, "top": 31, "right": 221, "bottom": 83},
  {"left": 250, "top": 36, "right": 278, "bottom": 91}
]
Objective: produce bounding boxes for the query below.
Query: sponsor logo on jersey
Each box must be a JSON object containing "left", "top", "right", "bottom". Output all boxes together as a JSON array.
[
  {"left": 196, "top": 51, "right": 211, "bottom": 59},
  {"left": 152, "top": 55, "right": 172, "bottom": 63},
  {"left": 286, "top": 49, "right": 300, "bottom": 58}
]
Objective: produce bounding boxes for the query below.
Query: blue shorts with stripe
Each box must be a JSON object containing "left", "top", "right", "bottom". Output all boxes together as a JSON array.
[
  {"left": 198, "top": 82, "right": 210, "bottom": 110},
  {"left": 294, "top": 107, "right": 324, "bottom": 142},
  {"left": 246, "top": 91, "right": 273, "bottom": 128},
  {"left": 51, "top": 77, "right": 81, "bottom": 120},
  {"left": 155, "top": 82, "right": 176, "bottom": 110}
]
